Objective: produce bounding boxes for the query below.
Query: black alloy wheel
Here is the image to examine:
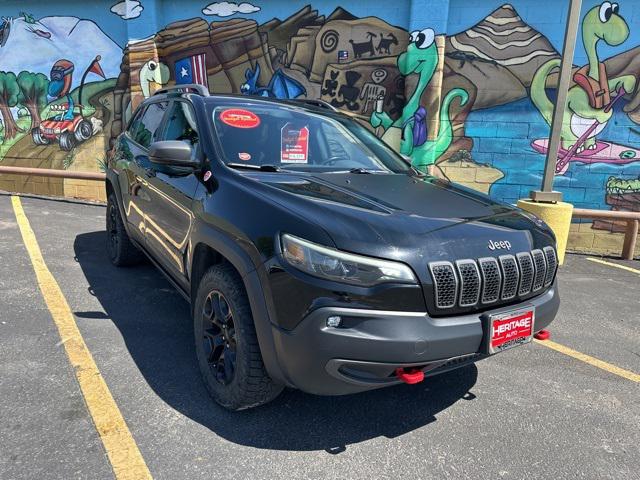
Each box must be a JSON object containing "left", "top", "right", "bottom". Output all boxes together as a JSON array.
[
  {"left": 193, "top": 264, "right": 283, "bottom": 410},
  {"left": 106, "top": 200, "right": 120, "bottom": 261},
  {"left": 202, "top": 290, "right": 237, "bottom": 385},
  {"left": 106, "top": 192, "right": 143, "bottom": 267}
]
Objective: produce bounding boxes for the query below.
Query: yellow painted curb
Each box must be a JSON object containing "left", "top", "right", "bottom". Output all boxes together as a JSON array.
[
  {"left": 534, "top": 339, "right": 640, "bottom": 383},
  {"left": 11, "top": 196, "right": 152, "bottom": 480},
  {"left": 518, "top": 199, "right": 573, "bottom": 265}
]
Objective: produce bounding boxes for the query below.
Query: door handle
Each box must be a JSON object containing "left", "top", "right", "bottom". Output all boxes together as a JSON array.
[
  {"left": 132, "top": 174, "right": 151, "bottom": 201},
  {"left": 134, "top": 175, "right": 148, "bottom": 186}
]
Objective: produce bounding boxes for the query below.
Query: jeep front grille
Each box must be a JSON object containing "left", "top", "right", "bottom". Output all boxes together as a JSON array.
[
  {"left": 516, "top": 252, "right": 534, "bottom": 296},
  {"left": 498, "top": 255, "right": 519, "bottom": 300},
  {"left": 543, "top": 246, "right": 557, "bottom": 287},
  {"left": 428, "top": 247, "right": 557, "bottom": 310},
  {"left": 531, "top": 249, "right": 547, "bottom": 292},
  {"left": 478, "top": 257, "right": 501, "bottom": 304},
  {"left": 456, "top": 260, "right": 481, "bottom": 307},
  {"left": 428, "top": 262, "right": 458, "bottom": 309}
]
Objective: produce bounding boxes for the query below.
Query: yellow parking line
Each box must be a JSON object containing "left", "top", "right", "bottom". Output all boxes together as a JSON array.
[
  {"left": 11, "top": 196, "right": 152, "bottom": 480},
  {"left": 586, "top": 257, "right": 640, "bottom": 275},
  {"left": 534, "top": 339, "right": 640, "bottom": 383}
]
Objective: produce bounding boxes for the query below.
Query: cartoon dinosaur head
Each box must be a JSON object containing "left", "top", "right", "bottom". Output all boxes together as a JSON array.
[
  {"left": 583, "top": 2, "right": 629, "bottom": 48},
  {"left": 139, "top": 59, "right": 169, "bottom": 98},
  {"left": 398, "top": 28, "right": 437, "bottom": 77}
]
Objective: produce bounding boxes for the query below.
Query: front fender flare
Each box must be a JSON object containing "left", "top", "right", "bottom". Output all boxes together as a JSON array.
[{"left": 189, "top": 223, "right": 288, "bottom": 387}]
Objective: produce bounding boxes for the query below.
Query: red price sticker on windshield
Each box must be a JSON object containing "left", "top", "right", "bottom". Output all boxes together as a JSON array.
[
  {"left": 281, "top": 123, "right": 309, "bottom": 163},
  {"left": 220, "top": 109, "right": 260, "bottom": 128}
]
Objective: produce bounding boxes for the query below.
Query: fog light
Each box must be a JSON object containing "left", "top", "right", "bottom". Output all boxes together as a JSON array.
[{"left": 326, "top": 316, "right": 342, "bottom": 328}]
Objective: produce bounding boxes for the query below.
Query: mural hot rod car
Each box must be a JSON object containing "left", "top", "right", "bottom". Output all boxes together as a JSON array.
[
  {"left": 32, "top": 56, "right": 105, "bottom": 151},
  {"left": 33, "top": 108, "right": 94, "bottom": 151}
]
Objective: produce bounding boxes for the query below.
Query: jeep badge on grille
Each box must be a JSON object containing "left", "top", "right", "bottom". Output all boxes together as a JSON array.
[{"left": 488, "top": 240, "right": 512, "bottom": 251}]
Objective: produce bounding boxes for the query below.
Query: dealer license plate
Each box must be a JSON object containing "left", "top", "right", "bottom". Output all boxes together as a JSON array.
[{"left": 486, "top": 307, "right": 534, "bottom": 354}]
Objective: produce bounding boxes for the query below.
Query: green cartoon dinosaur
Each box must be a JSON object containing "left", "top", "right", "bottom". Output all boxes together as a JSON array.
[
  {"left": 531, "top": 2, "right": 637, "bottom": 152},
  {"left": 370, "top": 28, "right": 468, "bottom": 171},
  {"left": 606, "top": 176, "right": 640, "bottom": 195}
]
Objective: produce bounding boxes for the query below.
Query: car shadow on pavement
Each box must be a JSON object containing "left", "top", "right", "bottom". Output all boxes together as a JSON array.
[{"left": 74, "top": 231, "right": 478, "bottom": 453}]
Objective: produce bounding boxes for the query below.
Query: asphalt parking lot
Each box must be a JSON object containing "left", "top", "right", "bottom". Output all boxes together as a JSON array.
[{"left": 1, "top": 192, "right": 639, "bottom": 480}]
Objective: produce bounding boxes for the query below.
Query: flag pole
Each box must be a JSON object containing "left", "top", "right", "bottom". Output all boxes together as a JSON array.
[{"left": 78, "top": 55, "right": 104, "bottom": 118}]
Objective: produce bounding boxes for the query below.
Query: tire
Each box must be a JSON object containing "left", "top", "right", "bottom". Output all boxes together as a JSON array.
[
  {"left": 59, "top": 131, "right": 76, "bottom": 151},
  {"left": 194, "top": 264, "right": 283, "bottom": 410},
  {"left": 31, "top": 128, "right": 50, "bottom": 145},
  {"left": 106, "top": 192, "right": 144, "bottom": 267},
  {"left": 74, "top": 119, "right": 93, "bottom": 142}
]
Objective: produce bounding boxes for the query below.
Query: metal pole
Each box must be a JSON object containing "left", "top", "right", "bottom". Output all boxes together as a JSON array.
[
  {"left": 531, "top": 0, "right": 583, "bottom": 202},
  {"left": 0, "top": 166, "right": 105, "bottom": 181}
]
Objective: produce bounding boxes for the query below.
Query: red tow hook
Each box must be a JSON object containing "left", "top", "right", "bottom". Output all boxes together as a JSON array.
[
  {"left": 534, "top": 329, "right": 551, "bottom": 341},
  {"left": 395, "top": 367, "right": 425, "bottom": 384}
]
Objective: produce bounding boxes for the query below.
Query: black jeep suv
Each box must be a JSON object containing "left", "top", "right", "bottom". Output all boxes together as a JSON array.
[{"left": 106, "top": 84, "right": 559, "bottom": 410}]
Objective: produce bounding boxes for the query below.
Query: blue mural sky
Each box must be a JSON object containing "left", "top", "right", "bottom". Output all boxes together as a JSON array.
[
  {"left": 1, "top": 0, "right": 638, "bottom": 63},
  {"left": 0, "top": 1, "right": 412, "bottom": 47}
]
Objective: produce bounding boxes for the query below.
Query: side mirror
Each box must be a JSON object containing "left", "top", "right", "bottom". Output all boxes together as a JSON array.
[{"left": 149, "top": 141, "right": 200, "bottom": 168}]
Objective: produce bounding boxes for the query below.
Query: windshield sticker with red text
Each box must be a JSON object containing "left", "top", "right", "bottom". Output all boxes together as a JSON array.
[{"left": 281, "top": 123, "right": 309, "bottom": 163}]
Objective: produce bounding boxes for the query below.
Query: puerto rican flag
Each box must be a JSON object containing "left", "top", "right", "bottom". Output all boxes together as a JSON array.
[{"left": 175, "top": 53, "right": 209, "bottom": 88}]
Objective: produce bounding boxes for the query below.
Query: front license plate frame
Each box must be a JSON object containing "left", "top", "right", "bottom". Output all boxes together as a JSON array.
[{"left": 484, "top": 306, "right": 535, "bottom": 355}]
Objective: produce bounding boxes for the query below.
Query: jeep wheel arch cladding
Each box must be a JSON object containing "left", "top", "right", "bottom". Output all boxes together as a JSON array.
[
  {"left": 188, "top": 173, "right": 340, "bottom": 386},
  {"left": 188, "top": 220, "right": 292, "bottom": 387}
]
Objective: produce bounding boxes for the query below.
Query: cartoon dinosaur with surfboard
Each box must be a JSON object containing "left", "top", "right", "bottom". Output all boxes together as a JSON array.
[
  {"left": 370, "top": 28, "right": 468, "bottom": 171},
  {"left": 530, "top": 1, "right": 638, "bottom": 174}
]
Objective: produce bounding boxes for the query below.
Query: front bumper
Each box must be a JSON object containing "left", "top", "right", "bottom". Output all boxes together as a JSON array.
[{"left": 271, "top": 282, "right": 559, "bottom": 395}]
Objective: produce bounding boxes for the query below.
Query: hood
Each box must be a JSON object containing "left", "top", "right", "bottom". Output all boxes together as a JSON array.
[{"left": 244, "top": 171, "right": 555, "bottom": 263}]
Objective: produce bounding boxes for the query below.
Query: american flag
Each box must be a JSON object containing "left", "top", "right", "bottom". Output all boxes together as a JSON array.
[{"left": 175, "top": 53, "right": 209, "bottom": 88}]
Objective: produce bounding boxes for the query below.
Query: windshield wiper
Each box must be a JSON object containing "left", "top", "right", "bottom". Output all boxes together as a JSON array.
[
  {"left": 226, "top": 163, "right": 281, "bottom": 172},
  {"left": 348, "top": 167, "right": 386, "bottom": 174},
  {"left": 410, "top": 166, "right": 427, "bottom": 177}
]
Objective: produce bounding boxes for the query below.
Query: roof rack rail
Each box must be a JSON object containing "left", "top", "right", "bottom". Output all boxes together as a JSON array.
[
  {"left": 293, "top": 99, "right": 338, "bottom": 112},
  {"left": 153, "top": 84, "right": 210, "bottom": 97}
]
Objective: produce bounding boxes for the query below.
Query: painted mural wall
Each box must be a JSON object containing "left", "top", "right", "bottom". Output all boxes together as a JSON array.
[{"left": 0, "top": 1, "right": 638, "bottom": 254}]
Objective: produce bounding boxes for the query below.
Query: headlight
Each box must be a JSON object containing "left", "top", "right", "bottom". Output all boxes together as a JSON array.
[{"left": 281, "top": 234, "right": 417, "bottom": 287}]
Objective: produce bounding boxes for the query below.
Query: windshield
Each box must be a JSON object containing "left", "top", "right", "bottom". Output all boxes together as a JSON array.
[{"left": 209, "top": 102, "right": 411, "bottom": 173}]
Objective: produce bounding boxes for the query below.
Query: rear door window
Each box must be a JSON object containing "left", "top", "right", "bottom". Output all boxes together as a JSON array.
[
  {"left": 160, "top": 102, "right": 199, "bottom": 144},
  {"left": 129, "top": 101, "right": 169, "bottom": 148},
  {"left": 159, "top": 101, "right": 200, "bottom": 160}
]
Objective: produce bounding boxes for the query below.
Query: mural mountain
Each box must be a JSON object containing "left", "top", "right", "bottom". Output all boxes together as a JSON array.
[{"left": 0, "top": 16, "right": 121, "bottom": 85}]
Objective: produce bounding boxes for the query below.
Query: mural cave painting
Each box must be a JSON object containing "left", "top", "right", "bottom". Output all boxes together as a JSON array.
[
  {"left": 0, "top": 1, "right": 638, "bottom": 246},
  {"left": 530, "top": 2, "right": 637, "bottom": 174},
  {"left": 359, "top": 68, "right": 387, "bottom": 114},
  {"left": 349, "top": 32, "right": 377, "bottom": 59}
]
